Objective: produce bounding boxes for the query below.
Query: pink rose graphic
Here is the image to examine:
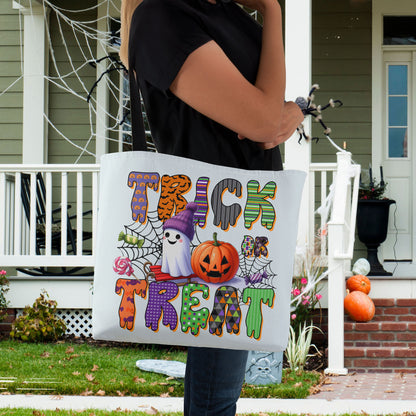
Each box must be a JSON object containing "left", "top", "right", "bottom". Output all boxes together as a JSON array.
[{"left": 113, "top": 256, "right": 134, "bottom": 276}]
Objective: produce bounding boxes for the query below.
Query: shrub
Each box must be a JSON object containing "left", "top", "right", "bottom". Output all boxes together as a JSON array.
[
  {"left": 285, "top": 322, "right": 321, "bottom": 373},
  {"left": 0, "top": 269, "right": 10, "bottom": 322},
  {"left": 10, "top": 290, "right": 66, "bottom": 342}
]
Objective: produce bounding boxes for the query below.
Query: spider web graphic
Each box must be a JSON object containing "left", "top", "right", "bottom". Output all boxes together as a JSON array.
[
  {"left": 118, "top": 210, "right": 164, "bottom": 279},
  {"left": 235, "top": 253, "right": 278, "bottom": 303},
  {"left": 117, "top": 209, "right": 204, "bottom": 279}
]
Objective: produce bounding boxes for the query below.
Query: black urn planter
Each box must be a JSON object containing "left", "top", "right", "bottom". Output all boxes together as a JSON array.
[{"left": 356, "top": 199, "right": 396, "bottom": 276}]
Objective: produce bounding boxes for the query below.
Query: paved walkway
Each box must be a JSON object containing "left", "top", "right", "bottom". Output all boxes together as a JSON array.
[
  {"left": 1, "top": 373, "right": 416, "bottom": 414},
  {"left": 309, "top": 372, "right": 416, "bottom": 401}
]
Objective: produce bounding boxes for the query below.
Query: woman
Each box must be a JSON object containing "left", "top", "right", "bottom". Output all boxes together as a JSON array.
[{"left": 120, "top": 0, "right": 303, "bottom": 414}]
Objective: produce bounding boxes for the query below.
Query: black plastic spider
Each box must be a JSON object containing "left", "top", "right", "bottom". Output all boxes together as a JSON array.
[{"left": 295, "top": 84, "right": 343, "bottom": 144}]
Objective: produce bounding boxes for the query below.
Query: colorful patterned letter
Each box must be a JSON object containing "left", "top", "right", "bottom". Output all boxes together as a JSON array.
[
  {"left": 244, "top": 180, "right": 276, "bottom": 230},
  {"left": 181, "top": 283, "right": 210, "bottom": 336},
  {"left": 128, "top": 172, "right": 160, "bottom": 223},
  {"left": 115, "top": 278, "right": 148, "bottom": 331},
  {"left": 209, "top": 286, "right": 241, "bottom": 336},
  {"left": 193, "top": 177, "right": 210, "bottom": 227},
  {"left": 158, "top": 175, "right": 192, "bottom": 222},
  {"left": 211, "top": 178, "right": 242, "bottom": 230},
  {"left": 242, "top": 288, "right": 275, "bottom": 340},
  {"left": 145, "top": 282, "right": 179, "bottom": 331}
]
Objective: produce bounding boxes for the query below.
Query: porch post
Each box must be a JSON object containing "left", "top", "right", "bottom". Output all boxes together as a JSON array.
[
  {"left": 325, "top": 152, "right": 350, "bottom": 375},
  {"left": 284, "top": 0, "right": 312, "bottom": 248},
  {"left": 95, "top": 2, "right": 109, "bottom": 161},
  {"left": 14, "top": 2, "right": 49, "bottom": 164}
]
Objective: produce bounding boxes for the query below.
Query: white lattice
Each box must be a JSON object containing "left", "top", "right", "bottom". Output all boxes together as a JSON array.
[
  {"left": 57, "top": 309, "right": 93, "bottom": 337},
  {"left": 15, "top": 308, "right": 93, "bottom": 337}
]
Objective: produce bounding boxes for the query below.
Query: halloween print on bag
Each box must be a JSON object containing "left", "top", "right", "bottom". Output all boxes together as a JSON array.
[{"left": 112, "top": 170, "right": 281, "bottom": 342}]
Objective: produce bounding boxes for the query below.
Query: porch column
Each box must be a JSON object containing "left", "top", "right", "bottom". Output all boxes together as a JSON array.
[
  {"left": 13, "top": 1, "right": 49, "bottom": 163},
  {"left": 95, "top": 2, "right": 109, "bottom": 161},
  {"left": 284, "top": 0, "right": 312, "bottom": 248}
]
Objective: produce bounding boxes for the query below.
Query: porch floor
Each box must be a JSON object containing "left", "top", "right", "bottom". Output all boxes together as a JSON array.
[{"left": 308, "top": 372, "right": 416, "bottom": 400}]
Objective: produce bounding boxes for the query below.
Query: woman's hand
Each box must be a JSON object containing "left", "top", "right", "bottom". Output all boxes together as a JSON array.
[{"left": 260, "top": 101, "right": 304, "bottom": 149}]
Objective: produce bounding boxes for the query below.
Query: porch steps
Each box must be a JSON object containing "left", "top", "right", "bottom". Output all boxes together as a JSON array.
[{"left": 344, "top": 299, "right": 416, "bottom": 373}]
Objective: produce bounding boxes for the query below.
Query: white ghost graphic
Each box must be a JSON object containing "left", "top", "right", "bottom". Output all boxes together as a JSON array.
[{"left": 161, "top": 228, "right": 193, "bottom": 277}]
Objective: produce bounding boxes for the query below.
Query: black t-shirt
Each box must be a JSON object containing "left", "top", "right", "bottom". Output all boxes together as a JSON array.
[{"left": 129, "top": 0, "right": 283, "bottom": 171}]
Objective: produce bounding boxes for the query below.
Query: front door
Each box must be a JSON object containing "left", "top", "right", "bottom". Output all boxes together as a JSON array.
[
  {"left": 373, "top": 1, "right": 416, "bottom": 274},
  {"left": 382, "top": 52, "right": 414, "bottom": 262}
]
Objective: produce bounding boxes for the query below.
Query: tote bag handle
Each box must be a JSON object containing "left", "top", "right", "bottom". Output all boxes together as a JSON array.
[{"left": 128, "top": 66, "right": 148, "bottom": 152}]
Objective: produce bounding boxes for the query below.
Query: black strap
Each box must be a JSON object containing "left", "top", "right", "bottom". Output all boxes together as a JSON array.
[{"left": 128, "top": 66, "right": 148, "bottom": 151}]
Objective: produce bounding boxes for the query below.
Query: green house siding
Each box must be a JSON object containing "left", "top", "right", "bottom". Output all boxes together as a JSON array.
[
  {"left": 0, "top": 2, "right": 23, "bottom": 163},
  {"left": 47, "top": 0, "right": 97, "bottom": 164},
  {"left": 312, "top": 0, "right": 372, "bottom": 169},
  {"left": 311, "top": 0, "right": 372, "bottom": 260}
]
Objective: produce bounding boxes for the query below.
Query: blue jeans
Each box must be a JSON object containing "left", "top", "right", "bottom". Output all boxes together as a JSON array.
[{"left": 184, "top": 347, "right": 248, "bottom": 416}]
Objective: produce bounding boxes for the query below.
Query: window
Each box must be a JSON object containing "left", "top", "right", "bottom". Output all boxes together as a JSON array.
[
  {"left": 384, "top": 16, "right": 416, "bottom": 45},
  {"left": 387, "top": 64, "right": 408, "bottom": 158}
]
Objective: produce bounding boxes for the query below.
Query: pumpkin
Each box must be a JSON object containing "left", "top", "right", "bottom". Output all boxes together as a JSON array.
[
  {"left": 191, "top": 232, "right": 239, "bottom": 284},
  {"left": 344, "top": 291, "right": 375, "bottom": 322},
  {"left": 346, "top": 274, "right": 371, "bottom": 295}
]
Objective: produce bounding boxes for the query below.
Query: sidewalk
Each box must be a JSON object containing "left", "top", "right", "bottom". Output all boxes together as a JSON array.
[
  {"left": 309, "top": 372, "right": 416, "bottom": 401},
  {"left": 1, "top": 373, "right": 416, "bottom": 414}
]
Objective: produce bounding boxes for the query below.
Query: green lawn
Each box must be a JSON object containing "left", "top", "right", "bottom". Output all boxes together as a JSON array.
[
  {"left": 0, "top": 411, "right": 402, "bottom": 416},
  {"left": 0, "top": 340, "right": 321, "bottom": 399}
]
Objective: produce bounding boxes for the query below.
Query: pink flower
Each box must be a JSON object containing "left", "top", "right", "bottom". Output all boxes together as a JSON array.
[
  {"left": 293, "top": 288, "right": 301, "bottom": 296},
  {"left": 291, "top": 314, "right": 297, "bottom": 320},
  {"left": 113, "top": 257, "right": 134, "bottom": 276},
  {"left": 316, "top": 294, "right": 322, "bottom": 300},
  {"left": 301, "top": 278, "right": 308, "bottom": 285},
  {"left": 302, "top": 295, "right": 310, "bottom": 305},
  {"left": 0, "top": 270, "right": 6, "bottom": 276}
]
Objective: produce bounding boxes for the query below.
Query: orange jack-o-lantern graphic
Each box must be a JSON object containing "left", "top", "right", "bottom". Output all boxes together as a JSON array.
[{"left": 191, "top": 232, "right": 239, "bottom": 284}]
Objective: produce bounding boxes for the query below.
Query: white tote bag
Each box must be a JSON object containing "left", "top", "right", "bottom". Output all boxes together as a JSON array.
[{"left": 93, "top": 151, "right": 305, "bottom": 352}]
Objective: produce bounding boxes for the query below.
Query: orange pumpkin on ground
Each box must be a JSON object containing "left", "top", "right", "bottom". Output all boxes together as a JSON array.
[
  {"left": 344, "top": 291, "right": 375, "bottom": 322},
  {"left": 346, "top": 274, "right": 371, "bottom": 295},
  {"left": 191, "top": 232, "right": 239, "bottom": 284}
]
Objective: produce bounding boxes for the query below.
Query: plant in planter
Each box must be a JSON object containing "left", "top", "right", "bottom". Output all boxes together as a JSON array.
[{"left": 357, "top": 166, "right": 395, "bottom": 276}]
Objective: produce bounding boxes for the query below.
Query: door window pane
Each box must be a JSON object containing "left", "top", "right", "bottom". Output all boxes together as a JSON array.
[
  {"left": 388, "top": 65, "right": 407, "bottom": 95},
  {"left": 389, "top": 128, "right": 408, "bottom": 158},
  {"left": 387, "top": 65, "right": 408, "bottom": 158},
  {"left": 388, "top": 97, "right": 408, "bottom": 126}
]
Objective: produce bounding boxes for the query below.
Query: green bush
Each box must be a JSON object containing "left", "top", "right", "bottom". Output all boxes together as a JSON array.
[{"left": 10, "top": 290, "right": 66, "bottom": 342}]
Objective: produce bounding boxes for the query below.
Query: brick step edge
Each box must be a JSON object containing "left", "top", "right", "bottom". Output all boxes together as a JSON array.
[
  {"left": 344, "top": 347, "right": 416, "bottom": 373},
  {"left": 373, "top": 299, "right": 416, "bottom": 307},
  {"left": 345, "top": 346, "right": 416, "bottom": 359},
  {"left": 345, "top": 321, "right": 416, "bottom": 331}
]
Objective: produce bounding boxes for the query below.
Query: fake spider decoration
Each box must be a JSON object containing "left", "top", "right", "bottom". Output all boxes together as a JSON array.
[{"left": 295, "top": 84, "right": 343, "bottom": 144}]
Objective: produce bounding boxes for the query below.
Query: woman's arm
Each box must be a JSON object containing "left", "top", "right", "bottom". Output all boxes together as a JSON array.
[{"left": 170, "top": 0, "right": 303, "bottom": 145}]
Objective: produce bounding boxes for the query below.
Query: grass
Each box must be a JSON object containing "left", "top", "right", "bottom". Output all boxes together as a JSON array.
[
  {"left": 0, "top": 411, "right": 403, "bottom": 416},
  {"left": 0, "top": 340, "right": 321, "bottom": 399}
]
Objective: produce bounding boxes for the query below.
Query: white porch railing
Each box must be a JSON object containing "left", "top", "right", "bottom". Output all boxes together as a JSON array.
[
  {"left": 325, "top": 152, "right": 361, "bottom": 374},
  {"left": 0, "top": 165, "right": 99, "bottom": 268}
]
